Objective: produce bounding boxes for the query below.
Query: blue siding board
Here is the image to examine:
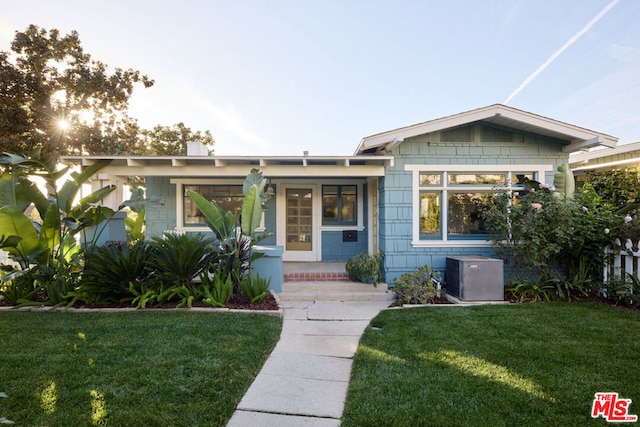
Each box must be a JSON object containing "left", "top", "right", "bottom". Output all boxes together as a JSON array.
[
  {"left": 380, "top": 126, "right": 572, "bottom": 286},
  {"left": 321, "top": 230, "right": 367, "bottom": 261},
  {"left": 145, "top": 176, "right": 176, "bottom": 237}
]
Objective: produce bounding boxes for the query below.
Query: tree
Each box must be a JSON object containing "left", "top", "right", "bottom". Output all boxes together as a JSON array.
[
  {"left": 1, "top": 25, "right": 216, "bottom": 160},
  {"left": 586, "top": 168, "right": 640, "bottom": 210},
  {"left": 141, "top": 122, "right": 214, "bottom": 156},
  {"left": 0, "top": 25, "right": 153, "bottom": 156}
]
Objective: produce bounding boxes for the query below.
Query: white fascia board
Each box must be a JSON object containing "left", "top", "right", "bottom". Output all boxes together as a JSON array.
[
  {"left": 90, "top": 164, "right": 389, "bottom": 177},
  {"left": 495, "top": 107, "right": 618, "bottom": 146},
  {"left": 570, "top": 141, "right": 640, "bottom": 164},
  {"left": 572, "top": 157, "right": 640, "bottom": 172},
  {"left": 62, "top": 155, "right": 393, "bottom": 177},
  {"left": 562, "top": 136, "right": 617, "bottom": 153}
]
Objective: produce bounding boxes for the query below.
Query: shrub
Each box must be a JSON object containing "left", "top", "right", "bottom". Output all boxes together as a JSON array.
[
  {"left": 601, "top": 273, "right": 640, "bottom": 307},
  {"left": 241, "top": 274, "right": 270, "bottom": 303},
  {"left": 0, "top": 270, "right": 39, "bottom": 305},
  {"left": 164, "top": 283, "right": 206, "bottom": 309},
  {"left": 148, "top": 232, "right": 218, "bottom": 287},
  {"left": 393, "top": 264, "right": 442, "bottom": 305},
  {"left": 483, "top": 182, "right": 620, "bottom": 288},
  {"left": 346, "top": 251, "right": 384, "bottom": 285},
  {"left": 125, "top": 283, "right": 169, "bottom": 309},
  {"left": 71, "top": 240, "right": 152, "bottom": 305},
  {"left": 506, "top": 279, "right": 553, "bottom": 302},
  {"left": 201, "top": 266, "right": 233, "bottom": 307}
]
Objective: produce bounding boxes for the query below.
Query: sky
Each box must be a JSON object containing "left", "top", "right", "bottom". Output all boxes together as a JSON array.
[{"left": 1, "top": 0, "right": 639, "bottom": 156}]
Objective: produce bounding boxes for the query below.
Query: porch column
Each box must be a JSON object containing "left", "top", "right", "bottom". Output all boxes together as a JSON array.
[
  {"left": 367, "top": 177, "right": 379, "bottom": 254},
  {"left": 90, "top": 172, "right": 125, "bottom": 210}
]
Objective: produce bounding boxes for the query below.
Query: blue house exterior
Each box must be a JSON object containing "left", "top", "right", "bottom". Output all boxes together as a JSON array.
[
  {"left": 355, "top": 104, "right": 617, "bottom": 283},
  {"left": 64, "top": 104, "right": 618, "bottom": 287}
]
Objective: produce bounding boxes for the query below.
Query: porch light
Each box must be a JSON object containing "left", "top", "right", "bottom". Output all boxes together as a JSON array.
[{"left": 265, "top": 179, "right": 274, "bottom": 196}]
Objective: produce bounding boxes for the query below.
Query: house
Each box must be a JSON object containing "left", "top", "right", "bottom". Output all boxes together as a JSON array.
[
  {"left": 62, "top": 104, "right": 618, "bottom": 287},
  {"left": 569, "top": 141, "right": 640, "bottom": 177}
]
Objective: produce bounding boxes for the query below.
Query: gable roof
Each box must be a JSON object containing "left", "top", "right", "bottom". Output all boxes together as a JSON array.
[{"left": 355, "top": 104, "right": 618, "bottom": 155}]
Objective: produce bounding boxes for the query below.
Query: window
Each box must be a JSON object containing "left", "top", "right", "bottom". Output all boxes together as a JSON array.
[
  {"left": 183, "top": 185, "right": 243, "bottom": 225},
  {"left": 322, "top": 185, "right": 357, "bottom": 225},
  {"left": 406, "top": 165, "right": 552, "bottom": 245}
]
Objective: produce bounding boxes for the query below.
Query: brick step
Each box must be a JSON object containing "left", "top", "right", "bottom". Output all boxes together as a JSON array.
[
  {"left": 283, "top": 282, "right": 389, "bottom": 292},
  {"left": 278, "top": 281, "right": 395, "bottom": 302},
  {"left": 283, "top": 272, "right": 348, "bottom": 282}
]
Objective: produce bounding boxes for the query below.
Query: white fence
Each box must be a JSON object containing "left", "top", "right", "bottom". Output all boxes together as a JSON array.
[{"left": 603, "top": 239, "right": 640, "bottom": 282}]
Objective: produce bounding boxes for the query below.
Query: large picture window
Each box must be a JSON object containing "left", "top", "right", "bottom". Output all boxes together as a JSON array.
[
  {"left": 407, "top": 165, "right": 552, "bottom": 245},
  {"left": 183, "top": 185, "right": 243, "bottom": 225},
  {"left": 322, "top": 185, "right": 357, "bottom": 225}
]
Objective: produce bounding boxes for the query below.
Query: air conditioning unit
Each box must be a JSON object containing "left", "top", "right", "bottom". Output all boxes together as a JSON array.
[{"left": 446, "top": 256, "right": 504, "bottom": 301}]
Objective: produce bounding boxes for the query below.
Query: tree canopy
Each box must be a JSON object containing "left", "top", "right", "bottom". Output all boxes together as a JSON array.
[
  {"left": 142, "top": 123, "right": 214, "bottom": 156},
  {"left": 0, "top": 25, "right": 214, "bottom": 157}
]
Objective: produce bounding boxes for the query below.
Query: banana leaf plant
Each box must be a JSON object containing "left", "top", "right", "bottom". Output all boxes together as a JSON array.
[
  {"left": 0, "top": 151, "right": 115, "bottom": 304},
  {"left": 187, "top": 168, "right": 272, "bottom": 295}
]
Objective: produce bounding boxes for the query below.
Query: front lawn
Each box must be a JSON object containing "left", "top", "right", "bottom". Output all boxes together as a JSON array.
[
  {"left": 0, "top": 311, "right": 281, "bottom": 426},
  {"left": 342, "top": 302, "right": 640, "bottom": 426}
]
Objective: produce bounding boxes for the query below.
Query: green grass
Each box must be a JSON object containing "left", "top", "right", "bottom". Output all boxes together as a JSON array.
[
  {"left": 342, "top": 302, "right": 640, "bottom": 427},
  {"left": 0, "top": 311, "right": 281, "bottom": 426}
]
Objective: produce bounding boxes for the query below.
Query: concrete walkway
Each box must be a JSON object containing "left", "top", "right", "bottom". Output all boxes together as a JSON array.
[{"left": 227, "top": 299, "right": 392, "bottom": 427}]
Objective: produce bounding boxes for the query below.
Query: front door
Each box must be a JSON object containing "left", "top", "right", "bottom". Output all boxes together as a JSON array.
[
  {"left": 278, "top": 185, "right": 319, "bottom": 261},
  {"left": 286, "top": 188, "right": 313, "bottom": 252}
]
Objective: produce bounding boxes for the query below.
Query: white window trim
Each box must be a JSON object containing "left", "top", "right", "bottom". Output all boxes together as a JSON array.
[
  {"left": 405, "top": 164, "right": 554, "bottom": 247},
  {"left": 171, "top": 179, "right": 266, "bottom": 233}
]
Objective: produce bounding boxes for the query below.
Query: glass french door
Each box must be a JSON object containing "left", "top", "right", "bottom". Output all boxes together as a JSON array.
[{"left": 286, "top": 188, "right": 313, "bottom": 251}]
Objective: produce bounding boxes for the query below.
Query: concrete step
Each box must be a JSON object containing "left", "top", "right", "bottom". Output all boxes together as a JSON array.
[{"left": 279, "top": 281, "right": 396, "bottom": 302}]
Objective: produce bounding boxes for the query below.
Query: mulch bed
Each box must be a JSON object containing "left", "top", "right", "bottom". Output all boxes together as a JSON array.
[{"left": 0, "top": 292, "right": 281, "bottom": 311}]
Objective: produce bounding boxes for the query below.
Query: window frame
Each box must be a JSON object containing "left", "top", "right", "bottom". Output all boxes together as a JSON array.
[
  {"left": 171, "top": 179, "right": 266, "bottom": 233},
  {"left": 405, "top": 165, "right": 553, "bottom": 247},
  {"left": 183, "top": 184, "right": 244, "bottom": 227},
  {"left": 322, "top": 184, "right": 358, "bottom": 226}
]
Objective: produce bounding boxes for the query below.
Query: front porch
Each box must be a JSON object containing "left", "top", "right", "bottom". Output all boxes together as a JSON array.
[{"left": 279, "top": 262, "right": 394, "bottom": 302}]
